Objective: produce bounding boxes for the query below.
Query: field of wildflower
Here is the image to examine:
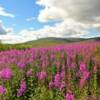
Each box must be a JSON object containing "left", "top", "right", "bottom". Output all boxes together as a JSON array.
[{"left": 0, "top": 41, "right": 100, "bottom": 100}]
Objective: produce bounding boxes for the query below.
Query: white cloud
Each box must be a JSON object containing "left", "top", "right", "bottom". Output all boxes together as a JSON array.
[
  {"left": 0, "top": 7, "right": 14, "bottom": 18},
  {"left": 33, "top": 19, "right": 89, "bottom": 38},
  {"left": 0, "top": 35, "right": 27, "bottom": 44},
  {"left": 26, "top": 17, "right": 36, "bottom": 22},
  {"left": 0, "top": 31, "right": 37, "bottom": 44},
  {"left": 37, "top": 0, "right": 100, "bottom": 36},
  {"left": 37, "top": 0, "right": 100, "bottom": 23},
  {"left": 0, "top": 20, "right": 13, "bottom": 35},
  {"left": 38, "top": 7, "right": 66, "bottom": 22}
]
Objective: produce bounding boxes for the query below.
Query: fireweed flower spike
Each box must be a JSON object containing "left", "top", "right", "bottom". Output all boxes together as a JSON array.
[
  {"left": 37, "top": 71, "right": 47, "bottom": 80},
  {"left": 79, "top": 71, "right": 90, "bottom": 88},
  {"left": 17, "top": 62, "right": 26, "bottom": 69},
  {"left": 79, "top": 63, "right": 86, "bottom": 72},
  {"left": 49, "top": 81, "right": 54, "bottom": 89},
  {"left": 93, "top": 65, "right": 97, "bottom": 73},
  {"left": 0, "top": 86, "right": 6, "bottom": 94},
  {"left": 60, "top": 82, "right": 65, "bottom": 90},
  {"left": 54, "top": 73, "right": 61, "bottom": 87},
  {"left": 0, "top": 68, "right": 13, "bottom": 80},
  {"left": 26, "top": 68, "right": 33, "bottom": 77},
  {"left": 17, "top": 80, "right": 27, "bottom": 97},
  {"left": 66, "top": 92, "right": 74, "bottom": 100}
]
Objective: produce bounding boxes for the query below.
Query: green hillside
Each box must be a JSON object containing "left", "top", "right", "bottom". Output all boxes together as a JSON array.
[{"left": 0, "top": 37, "right": 100, "bottom": 50}]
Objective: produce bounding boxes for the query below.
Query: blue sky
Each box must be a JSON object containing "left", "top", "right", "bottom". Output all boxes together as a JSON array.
[
  {"left": 0, "top": 0, "right": 44, "bottom": 32},
  {"left": 0, "top": 0, "right": 100, "bottom": 43},
  {"left": 0, "top": 0, "right": 58, "bottom": 33}
]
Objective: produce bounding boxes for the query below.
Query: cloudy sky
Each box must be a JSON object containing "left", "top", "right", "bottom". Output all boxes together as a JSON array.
[{"left": 0, "top": 0, "right": 100, "bottom": 44}]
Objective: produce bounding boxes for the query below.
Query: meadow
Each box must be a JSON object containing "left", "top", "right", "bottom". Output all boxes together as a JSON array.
[{"left": 0, "top": 41, "right": 100, "bottom": 100}]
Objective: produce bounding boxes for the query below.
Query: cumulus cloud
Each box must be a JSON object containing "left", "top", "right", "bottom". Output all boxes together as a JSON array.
[
  {"left": 37, "top": 0, "right": 100, "bottom": 36},
  {"left": 0, "top": 20, "right": 13, "bottom": 35},
  {"left": 0, "top": 7, "right": 14, "bottom": 18},
  {"left": 38, "top": 7, "right": 66, "bottom": 22},
  {"left": 37, "top": 0, "right": 100, "bottom": 23},
  {"left": 21, "top": 0, "right": 100, "bottom": 41},
  {"left": 33, "top": 19, "right": 89, "bottom": 38},
  {"left": 0, "top": 35, "right": 26, "bottom": 44}
]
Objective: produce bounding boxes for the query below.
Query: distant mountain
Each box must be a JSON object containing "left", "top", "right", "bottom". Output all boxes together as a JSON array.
[
  {"left": 87, "top": 37, "right": 100, "bottom": 41},
  {"left": 26, "top": 37, "right": 86, "bottom": 44},
  {"left": 25, "top": 37, "right": 100, "bottom": 44}
]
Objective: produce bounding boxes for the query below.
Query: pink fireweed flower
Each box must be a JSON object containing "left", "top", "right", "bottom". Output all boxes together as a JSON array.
[
  {"left": 82, "top": 71, "right": 90, "bottom": 80},
  {"left": 67, "top": 57, "right": 71, "bottom": 68},
  {"left": 80, "top": 71, "right": 90, "bottom": 88},
  {"left": 0, "top": 86, "right": 6, "bottom": 94},
  {"left": 54, "top": 73, "right": 61, "bottom": 87},
  {"left": 60, "top": 82, "right": 65, "bottom": 90},
  {"left": 37, "top": 71, "right": 47, "bottom": 80},
  {"left": 79, "top": 78, "right": 85, "bottom": 88},
  {"left": 17, "top": 62, "right": 25, "bottom": 69},
  {"left": 26, "top": 69, "right": 33, "bottom": 77},
  {"left": 50, "top": 54, "right": 55, "bottom": 59},
  {"left": 17, "top": 80, "right": 27, "bottom": 97},
  {"left": 71, "top": 63, "right": 75, "bottom": 68},
  {"left": 93, "top": 65, "right": 97, "bottom": 73},
  {"left": 66, "top": 92, "right": 74, "bottom": 100},
  {"left": 79, "top": 63, "right": 86, "bottom": 72},
  {"left": 49, "top": 81, "right": 54, "bottom": 89},
  {"left": 54, "top": 73, "right": 60, "bottom": 81},
  {"left": 0, "top": 68, "right": 13, "bottom": 80},
  {"left": 55, "top": 61, "right": 60, "bottom": 68},
  {"left": 62, "top": 64, "right": 65, "bottom": 70},
  {"left": 61, "top": 71, "right": 65, "bottom": 79}
]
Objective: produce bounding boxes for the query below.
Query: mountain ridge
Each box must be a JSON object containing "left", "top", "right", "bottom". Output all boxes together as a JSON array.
[{"left": 25, "top": 37, "right": 100, "bottom": 44}]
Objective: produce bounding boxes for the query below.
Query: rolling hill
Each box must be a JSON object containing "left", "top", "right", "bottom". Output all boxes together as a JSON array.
[{"left": 0, "top": 37, "right": 100, "bottom": 50}]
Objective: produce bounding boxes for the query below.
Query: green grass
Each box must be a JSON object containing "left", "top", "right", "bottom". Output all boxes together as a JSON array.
[{"left": 0, "top": 39, "right": 67, "bottom": 50}]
